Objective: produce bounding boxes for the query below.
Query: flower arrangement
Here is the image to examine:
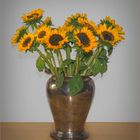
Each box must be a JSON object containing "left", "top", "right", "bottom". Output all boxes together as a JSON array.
[{"left": 11, "top": 9, "right": 125, "bottom": 95}]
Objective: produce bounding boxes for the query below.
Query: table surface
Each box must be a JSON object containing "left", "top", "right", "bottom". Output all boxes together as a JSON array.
[{"left": 1, "top": 122, "right": 139, "bottom": 140}]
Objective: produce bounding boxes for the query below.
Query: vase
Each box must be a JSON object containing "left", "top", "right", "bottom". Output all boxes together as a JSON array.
[{"left": 46, "top": 76, "right": 95, "bottom": 140}]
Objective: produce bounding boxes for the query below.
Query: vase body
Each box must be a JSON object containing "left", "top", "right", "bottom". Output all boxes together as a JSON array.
[{"left": 47, "top": 76, "right": 95, "bottom": 140}]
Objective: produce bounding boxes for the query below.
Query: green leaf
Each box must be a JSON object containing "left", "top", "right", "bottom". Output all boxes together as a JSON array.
[
  {"left": 98, "top": 49, "right": 108, "bottom": 63},
  {"left": 55, "top": 68, "right": 64, "bottom": 88},
  {"left": 81, "top": 51, "right": 93, "bottom": 61},
  {"left": 91, "top": 59, "right": 101, "bottom": 76},
  {"left": 99, "top": 59, "right": 107, "bottom": 75},
  {"left": 91, "top": 58, "right": 108, "bottom": 76},
  {"left": 68, "top": 75, "right": 84, "bottom": 96},
  {"left": 36, "top": 56, "right": 45, "bottom": 72},
  {"left": 31, "top": 24, "right": 35, "bottom": 31}
]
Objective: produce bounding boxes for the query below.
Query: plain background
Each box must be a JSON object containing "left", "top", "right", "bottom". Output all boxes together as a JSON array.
[{"left": 0, "top": 0, "right": 140, "bottom": 122}]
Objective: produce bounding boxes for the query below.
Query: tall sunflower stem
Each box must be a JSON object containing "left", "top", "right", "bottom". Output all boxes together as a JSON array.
[
  {"left": 56, "top": 50, "right": 63, "bottom": 71},
  {"left": 49, "top": 50, "right": 58, "bottom": 75},
  {"left": 58, "top": 50, "right": 66, "bottom": 75},
  {"left": 44, "top": 48, "right": 53, "bottom": 65},
  {"left": 82, "top": 47, "right": 103, "bottom": 75},
  {"left": 42, "top": 46, "right": 56, "bottom": 75},
  {"left": 35, "top": 47, "right": 55, "bottom": 75},
  {"left": 75, "top": 51, "right": 80, "bottom": 75},
  {"left": 66, "top": 46, "right": 72, "bottom": 76},
  {"left": 56, "top": 50, "right": 65, "bottom": 74}
]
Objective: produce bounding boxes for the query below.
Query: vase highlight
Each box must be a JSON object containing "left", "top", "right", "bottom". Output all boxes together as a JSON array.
[{"left": 47, "top": 76, "right": 95, "bottom": 140}]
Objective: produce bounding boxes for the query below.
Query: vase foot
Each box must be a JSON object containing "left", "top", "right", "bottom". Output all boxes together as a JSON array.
[{"left": 50, "top": 130, "right": 89, "bottom": 140}]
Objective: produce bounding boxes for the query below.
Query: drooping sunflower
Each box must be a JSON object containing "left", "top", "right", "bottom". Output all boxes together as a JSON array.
[
  {"left": 35, "top": 26, "right": 50, "bottom": 43},
  {"left": 18, "top": 33, "right": 34, "bottom": 51},
  {"left": 11, "top": 26, "right": 27, "bottom": 45},
  {"left": 45, "top": 28, "right": 68, "bottom": 50},
  {"left": 74, "top": 27, "right": 98, "bottom": 53},
  {"left": 97, "top": 23, "right": 122, "bottom": 45},
  {"left": 21, "top": 9, "right": 44, "bottom": 23}
]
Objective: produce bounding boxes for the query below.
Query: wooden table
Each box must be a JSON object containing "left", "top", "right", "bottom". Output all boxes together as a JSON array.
[{"left": 1, "top": 122, "right": 139, "bottom": 140}]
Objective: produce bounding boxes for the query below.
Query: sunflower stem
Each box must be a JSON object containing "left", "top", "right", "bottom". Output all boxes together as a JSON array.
[
  {"left": 35, "top": 47, "right": 55, "bottom": 75},
  {"left": 55, "top": 50, "right": 65, "bottom": 74},
  {"left": 58, "top": 50, "right": 66, "bottom": 75},
  {"left": 44, "top": 48, "right": 53, "bottom": 65},
  {"left": 82, "top": 47, "right": 103, "bottom": 75},
  {"left": 66, "top": 46, "right": 72, "bottom": 76},
  {"left": 75, "top": 51, "right": 80, "bottom": 75},
  {"left": 55, "top": 51, "right": 60, "bottom": 66},
  {"left": 42, "top": 45, "right": 56, "bottom": 74},
  {"left": 49, "top": 50, "right": 58, "bottom": 75}
]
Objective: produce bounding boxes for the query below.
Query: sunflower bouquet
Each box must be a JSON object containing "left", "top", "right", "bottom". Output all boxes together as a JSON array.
[{"left": 11, "top": 9, "right": 125, "bottom": 95}]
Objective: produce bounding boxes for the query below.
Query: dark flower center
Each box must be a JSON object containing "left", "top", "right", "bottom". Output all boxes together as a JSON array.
[
  {"left": 38, "top": 31, "right": 46, "bottom": 38},
  {"left": 23, "top": 37, "right": 31, "bottom": 47},
  {"left": 102, "top": 31, "right": 114, "bottom": 41},
  {"left": 77, "top": 33, "right": 89, "bottom": 46},
  {"left": 49, "top": 34, "right": 63, "bottom": 46}
]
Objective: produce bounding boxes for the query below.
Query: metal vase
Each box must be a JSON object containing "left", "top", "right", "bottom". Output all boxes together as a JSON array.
[{"left": 46, "top": 76, "right": 95, "bottom": 140}]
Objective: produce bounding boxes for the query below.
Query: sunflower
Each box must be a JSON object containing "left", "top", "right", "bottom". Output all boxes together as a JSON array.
[
  {"left": 45, "top": 28, "right": 68, "bottom": 50},
  {"left": 97, "top": 23, "right": 122, "bottom": 45},
  {"left": 105, "top": 16, "right": 116, "bottom": 25},
  {"left": 21, "top": 9, "right": 44, "bottom": 23},
  {"left": 62, "top": 25, "right": 74, "bottom": 33},
  {"left": 115, "top": 24, "right": 125, "bottom": 35},
  {"left": 64, "top": 13, "right": 88, "bottom": 28},
  {"left": 86, "top": 21, "right": 97, "bottom": 33},
  {"left": 103, "top": 16, "right": 125, "bottom": 36},
  {"left": 77, "top": 17, "right": 88, "bottom": 25},
  {"left": 74, "top": 27, "right": 97, "bottom": 53},
  {"left": 44, "top": 17, "right": 52, "bottom": 26},
  {"left": 35, "top": 26, "right": 50, "bottom": 43},
  {"left": 18, "top": 33, "right": 34, "bottom": 51},
  {"left": 11, "top": 26, "right": 27, "bottom": 45}
]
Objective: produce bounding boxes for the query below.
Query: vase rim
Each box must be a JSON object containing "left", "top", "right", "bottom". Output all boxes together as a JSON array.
[{"left": 50, "top": 75, "right": 93, "bottom": 82}]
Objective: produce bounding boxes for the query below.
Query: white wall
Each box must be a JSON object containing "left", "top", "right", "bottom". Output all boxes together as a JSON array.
[
  {"left": 0, "top": 2, "right": 4, "bottom": 122},
  {"left": 0, "top": 0, "right": 140, "bottom": 122},
  {"left": 139, "top": 0, "right": 140, "bottom": 123}
]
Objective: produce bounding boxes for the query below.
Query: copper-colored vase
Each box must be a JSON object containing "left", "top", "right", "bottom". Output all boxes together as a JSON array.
[{"left": 47, "top": 76, "right": 95, "bottom": 140}]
